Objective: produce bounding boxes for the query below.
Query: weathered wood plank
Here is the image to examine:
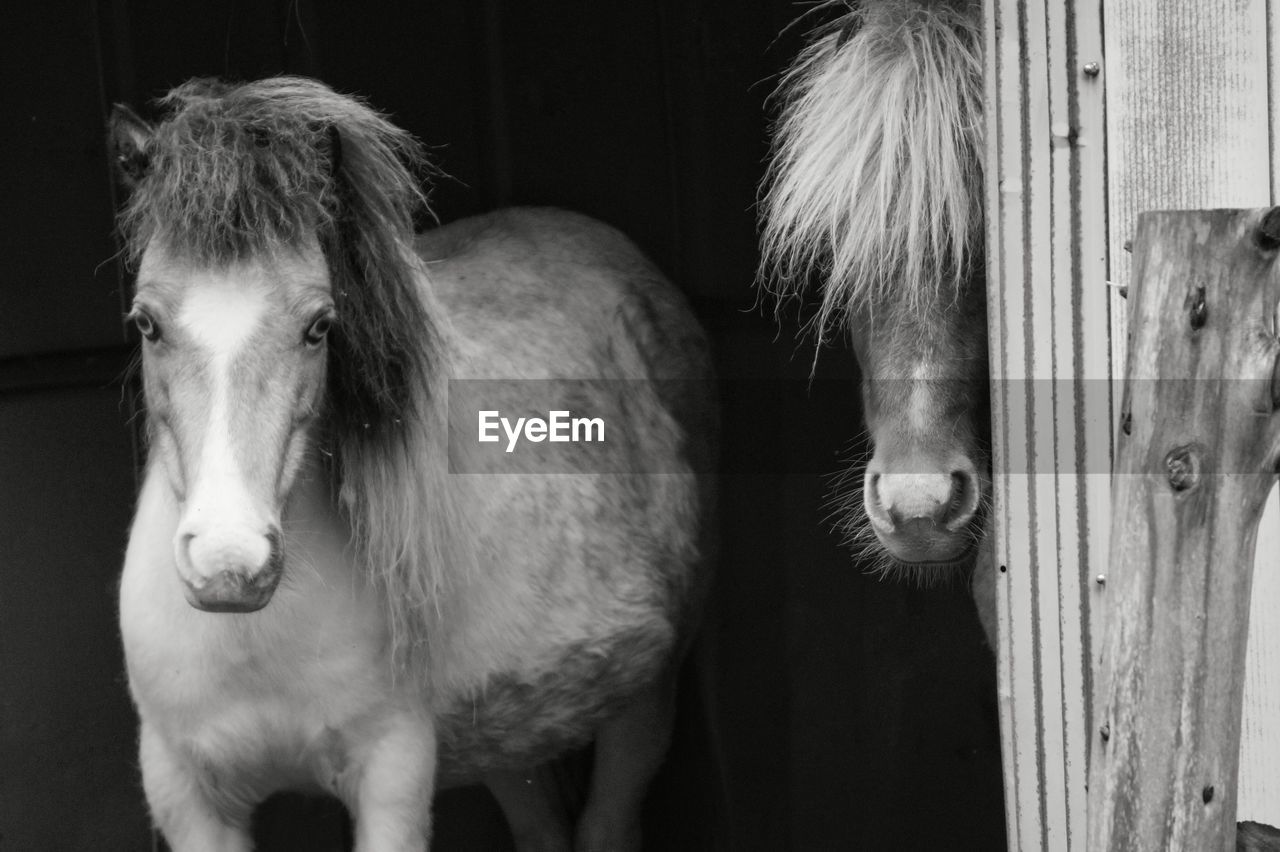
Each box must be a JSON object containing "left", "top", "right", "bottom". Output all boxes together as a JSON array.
[{"left": 1089, "top": 208, "right": 1280, "bottom": 851}]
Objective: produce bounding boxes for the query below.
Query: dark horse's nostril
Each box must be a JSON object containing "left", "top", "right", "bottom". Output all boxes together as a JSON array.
[
  {"left": 943, "top": 470, "right": 976, "bottom": 525},
  {"left": 866, "top": 473, "right": 892, "bottom": 525}
]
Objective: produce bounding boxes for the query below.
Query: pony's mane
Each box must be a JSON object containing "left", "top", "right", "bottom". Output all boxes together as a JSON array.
[
  {"left": 117, "top": 77, "right": 470, "bottom": 676},
  {"left": 761, "top": 0, "right": 984, "bottom": 334}
]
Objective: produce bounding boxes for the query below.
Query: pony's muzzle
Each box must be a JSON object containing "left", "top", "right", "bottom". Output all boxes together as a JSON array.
[
  {"left": 864, "top": 458, "right": 981, "bottom": 563},
  {"left": 175, "top": 525, "right": 284, "bottom": 612}
]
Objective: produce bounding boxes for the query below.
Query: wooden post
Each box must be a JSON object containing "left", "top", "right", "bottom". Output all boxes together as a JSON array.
[{"left": 1089, "top": 208, "right": 1280, "bottom": 850}]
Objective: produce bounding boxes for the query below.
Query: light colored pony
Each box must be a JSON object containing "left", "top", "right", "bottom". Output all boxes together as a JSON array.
[
  {"left": 762, "top": 0, "right": 993, "bottom": 628},
  {"left": 109, "top": 77, "right": 715, "bottom": 851}
]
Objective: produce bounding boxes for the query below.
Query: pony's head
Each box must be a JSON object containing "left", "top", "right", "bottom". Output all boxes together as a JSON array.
[
  {"left": 763, "top": 0, "right": 988, "bottom": 579},
  {"left": 111, "top": 78, "right": 445, "bottom": 616},
  {"left": 125, "top": 242, "right": 331, "bottom": 610}
]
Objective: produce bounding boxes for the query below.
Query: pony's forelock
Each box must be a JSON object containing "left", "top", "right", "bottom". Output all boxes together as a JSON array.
[
  {"left": 120, "top": 77, "right": 469, "bottom": 679},
  {"left": 119, "top": 77, "right": 431, "bottom": 264},
  {"left": 761, "top": 0, "right": 985, "bottom": 336}
]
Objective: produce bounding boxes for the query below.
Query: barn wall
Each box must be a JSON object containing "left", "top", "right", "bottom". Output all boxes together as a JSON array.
[
  {"left": 0, "top": 1, "right": 1005, "bottom": 848},
  {"left": 0, "top": 3, "right": 150, "bottom": 850}
]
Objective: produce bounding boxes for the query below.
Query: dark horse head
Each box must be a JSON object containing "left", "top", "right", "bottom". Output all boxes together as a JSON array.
[{"left": 763, "top": 0, "right": 988, "bottom": 581}]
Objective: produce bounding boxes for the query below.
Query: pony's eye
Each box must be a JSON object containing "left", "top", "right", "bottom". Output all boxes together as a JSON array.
[
  {"left": 130, "top": 308, "right": 161, "bottom": 342},
  {"left": 304, "top": 312, "right": 335, "bottom": 347}
]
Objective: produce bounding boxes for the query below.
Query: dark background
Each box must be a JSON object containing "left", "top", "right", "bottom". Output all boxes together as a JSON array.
[{"left": 0, "top": 1, "right": 1003, "bottom": 849}]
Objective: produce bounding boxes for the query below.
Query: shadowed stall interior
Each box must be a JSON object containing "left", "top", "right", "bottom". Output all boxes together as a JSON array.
[{"left": 0, "top": 1, "right": 1002, "bottom": 848}]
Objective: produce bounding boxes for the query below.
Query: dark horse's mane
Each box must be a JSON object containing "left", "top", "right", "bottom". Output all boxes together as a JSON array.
[{"left": 114, "top": 77, "right": 466, "bottom": 673}]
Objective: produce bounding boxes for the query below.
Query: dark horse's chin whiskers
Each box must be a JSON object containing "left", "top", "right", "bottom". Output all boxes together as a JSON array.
[{"left": 870, "top": 542, "right": 981, "bottom": 588}]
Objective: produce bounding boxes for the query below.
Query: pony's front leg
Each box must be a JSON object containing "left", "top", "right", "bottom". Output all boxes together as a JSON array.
[
  {"left": 139, "top": 722, "right": 253, "bottom": 852},
  {"left": 485, "top": 766, "right": 574, "bottom": 852},
  {"left": 574, "top": 673, "right": 677, "bottom": 852},
  {"left": 349, "top": 712, "right": 437, "bottom": 852}
]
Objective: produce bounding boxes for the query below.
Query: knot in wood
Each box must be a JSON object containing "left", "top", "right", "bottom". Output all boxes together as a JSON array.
[
  {"left": 1202, "top": 784, "right": 1214, "bottom": 804},
  {"left": 1186, "top": 286, "right": 1208, "bottom": 330},
  {"left": 1166, "top": 445, "right": 1203, "bottom": 492},
  {"left": 1257, "top": 207, "right": 1280, "bottom": 252}
]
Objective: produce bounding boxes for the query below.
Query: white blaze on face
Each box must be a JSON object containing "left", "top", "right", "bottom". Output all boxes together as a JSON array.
[
  {"left": 181, "top": 282, "right": 269, "bottom": 357},
  {"left": 908, "top": 360, "right": 936, "bottom": 434},
  {"left": 176, "top": 281, "right": 273, "bottom": 580}
]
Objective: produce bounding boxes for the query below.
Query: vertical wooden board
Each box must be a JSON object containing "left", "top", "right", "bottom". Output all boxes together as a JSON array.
[
  {"left": 1252, "top": 6, "right": 1280, "bottom": 823},
  {"left": 986, "top": 1, "right": 1108, "bottom": 848},
  {"left": 1072, "top": 1, "right": 1114, "bottom": 795},
  {"left": 1048, "top": 2, "right": 1113, "bottom": 845},
  {"left": 1239, "top": 488, "right": 1280, "bottom": 821},
  {"left": 1273, "top": 0, "right": 1280, "bottom": 208},
  {"left": 1104, "top": 0, "right": 1271, "bottom": 373},
  {"left": 1104, "top": 0, "right": 1278, "bottom": 829},
  {"left": 987, "top": 0, "right": 1047, "bottom": 845}
]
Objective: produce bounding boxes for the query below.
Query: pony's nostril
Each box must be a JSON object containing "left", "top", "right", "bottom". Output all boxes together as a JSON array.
[
  {"left": 178, "top": 532, "right": 196, "bottom": 568},
  {"left": 264, "top": 526, "right": 285, "bottom": 575},
  {"left": 868, "top": 473, "right": 882, "bottom": 499},
  {"left": 948, "top": 472, "right": 966, "bottom": 509},
  {"left": 942, "top": 469, "right": 978, "bottom": 527},
  {"left": 864, "top": 472, "right": 895, "bottom": 531}
]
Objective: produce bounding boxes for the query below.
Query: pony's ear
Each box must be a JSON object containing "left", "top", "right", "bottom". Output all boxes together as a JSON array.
[{"left": 108, "top": 104, "right": 154, "bottom": 189}]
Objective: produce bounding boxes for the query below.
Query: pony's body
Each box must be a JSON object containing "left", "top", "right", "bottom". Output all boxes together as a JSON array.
[
  {"left": 419, "top": 210, "right": 711, "bottom": 775},
  {"left": 112, "top": 77, "right": 713, "bottom": 851}
]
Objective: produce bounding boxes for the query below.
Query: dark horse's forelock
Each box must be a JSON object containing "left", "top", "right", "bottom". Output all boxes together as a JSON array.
[{"left": 118, "top": 76, "right": 442, "bottom": 442}]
